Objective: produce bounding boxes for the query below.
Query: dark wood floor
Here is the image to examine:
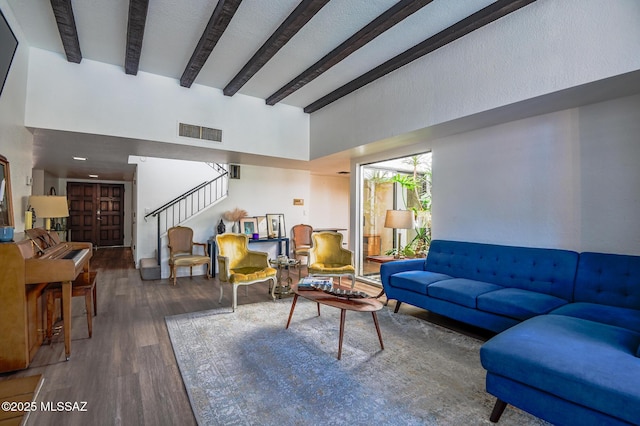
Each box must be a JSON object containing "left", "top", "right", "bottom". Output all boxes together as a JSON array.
[{"left": 0, "top": 247, "right": 492, "bottom": 425}]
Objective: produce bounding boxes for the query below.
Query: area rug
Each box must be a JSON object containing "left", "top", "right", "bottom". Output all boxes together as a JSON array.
[{"left": 166, "top": 298, "right": 547, "bottom": 425}]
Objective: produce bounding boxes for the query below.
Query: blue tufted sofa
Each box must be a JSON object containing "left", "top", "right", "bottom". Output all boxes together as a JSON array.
[
  {"left": 380, "top": 240, "right": 640, "bottom": 425},
  {"left": 380, "top": 240, "right": 580, "bottom": 333},
  {"left": 480, "top": 251, "right": 640, "bottom": 425}
]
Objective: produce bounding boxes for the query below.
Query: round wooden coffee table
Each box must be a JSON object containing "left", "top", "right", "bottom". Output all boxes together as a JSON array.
[{"left": 285, "top": 283, "right": 384, "bottom": 360}]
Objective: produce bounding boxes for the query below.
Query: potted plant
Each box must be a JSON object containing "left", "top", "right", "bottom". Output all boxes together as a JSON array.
[{"left": 390, "top": 155, "right": 432, "bottom": 256}]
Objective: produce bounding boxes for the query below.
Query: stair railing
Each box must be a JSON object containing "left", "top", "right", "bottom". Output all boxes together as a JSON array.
[{"left": 144, "top": 169, "right": 228, "bottom": 265}]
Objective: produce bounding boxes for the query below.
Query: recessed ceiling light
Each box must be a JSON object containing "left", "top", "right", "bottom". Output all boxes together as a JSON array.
[
  {"left": 89, "top": 174, "right": 98, "bottom": 178},
  {"left": 73, "top": 156, "right": 87, "bottom": 161}
]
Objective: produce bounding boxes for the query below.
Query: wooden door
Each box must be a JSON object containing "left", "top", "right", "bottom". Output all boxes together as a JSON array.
[
  {"left": 97, "top": 184, "right": 124, "bottom": 246},
  {"left": 67, "top": 183, "right": 97, "bottom": 243},
  {"left": 67, "top": 183, "right": 124, "bottom": 247}
]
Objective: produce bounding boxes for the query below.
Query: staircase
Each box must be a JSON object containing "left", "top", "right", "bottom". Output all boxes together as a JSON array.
[{"left": 139, "top": 164, "right": 228, "bottom": 280}]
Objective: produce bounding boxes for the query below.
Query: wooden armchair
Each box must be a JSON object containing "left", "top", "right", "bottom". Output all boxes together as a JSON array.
[
  {"left": 167, "top": 226, "right": 211, "bottom": 285},
  {"left": 216, "top": 233, "right": 277, "bottom": 311},
  {"left": 291, "top": 224, "right": 313, "bottom": 272},
  {"left": 308, "top": 231, "right": 356, "bottom": 288}
]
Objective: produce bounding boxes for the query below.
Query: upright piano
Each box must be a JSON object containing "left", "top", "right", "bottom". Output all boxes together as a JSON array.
[{"left": 0, "top": 229, "right": 92, "bottom": 372}]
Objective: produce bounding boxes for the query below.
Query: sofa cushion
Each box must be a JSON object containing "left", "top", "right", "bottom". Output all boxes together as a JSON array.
[
  {"left": 551, "top": 302, "right": 640, "bottom": 334},
  {"left": 477, "top": 288, "right": 568, "bottom": 321},
  {"left": 425, "top": 240, "right": 578, "bottom": 300},
  {"left": 480, "top": 315, "right": 640, "bottom": 425},
  {"left": 427, "top": 278, "right": 503, "bottom": 308},
  {"left": 389, "top": 271, "right": 452, "bottom": 295},
  {"left": 574, "top": 252, "right": 640, "bottom": 310}
]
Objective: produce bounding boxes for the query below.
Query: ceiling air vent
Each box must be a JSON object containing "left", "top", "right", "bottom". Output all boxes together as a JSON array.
[
  {"left": 201, "top": 126, "right": 222, "bottom": 142},
  {"left": 179, "top": 123, "right": 222, "bottom": 142}
]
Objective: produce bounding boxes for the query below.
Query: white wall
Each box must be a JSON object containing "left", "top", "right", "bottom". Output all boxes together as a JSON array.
[
  {"left": 350, "top": 94, "right": 640, "bottom": 257},
  {"left": 25, "top": 49, "right": 310, "bottom": 161},
  {"left": 0, "top": 1, "right": 33, "bottom": 232},
  {"left": 132, "top": 156, "right": 216, "bottom": 266},
  {"left": 311, "top": 0, "right": 640, "bottom": 158},
  {"left": 431, "top": 93, "right": 640, "bottom": 255},
  {"left": 433, "top": 110, "right": 580, "bottom": 249},
  {"left": 309, "top": 174, "right": 350, "bottom": 245},
  {"left": 134, "top": 159, "right": 350, "bottom": 279},
  {"left": 576, "top": 95, "right": 640, "bottom": 254},
  {"left": 134, "top": 158, "right": 320, "bottom": 278}
]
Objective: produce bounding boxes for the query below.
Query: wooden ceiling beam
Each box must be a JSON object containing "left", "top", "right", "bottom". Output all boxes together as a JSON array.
[
  {"left": 304, "top": 0, "right": 537, "bottom": 113},
  {"left": 223, "top": 0, "right": 330, "bottom": 97},
  {"left": 266, "top": 0, "right": 434, "bottom": 106},
  {"left": 125, "top": 0, "right": 149, "bottom": 75},
  {"left": 50, "top": 0, "right": 82, "bottom": 63},
  {"left": 180, "top": 0, "right": 243, "bottom": 88}
]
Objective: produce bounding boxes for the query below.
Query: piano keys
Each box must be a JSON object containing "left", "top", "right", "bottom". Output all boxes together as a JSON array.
[{"left": 0, "top": 228, "right": 92, "bottom": 372}]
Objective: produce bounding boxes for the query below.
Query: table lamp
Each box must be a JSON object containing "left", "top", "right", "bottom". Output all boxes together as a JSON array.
[
  {"left": 29, "top": 195, "right": 69, "bottom": 231},
  {"left": 384, "top": 209, "right": 414, "bottom": 258}
]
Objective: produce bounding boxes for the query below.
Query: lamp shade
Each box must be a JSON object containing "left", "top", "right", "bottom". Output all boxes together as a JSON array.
[
  {"left": 29, "top": 195, "right": 69, "bottom": 218},
  {"left": 384, "top": 210, "right": 414, "bottom": 229}
]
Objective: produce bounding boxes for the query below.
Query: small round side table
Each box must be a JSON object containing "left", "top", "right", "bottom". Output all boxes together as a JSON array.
[{"left": 269, "top": 256, "right": 300, "bottom": 298}]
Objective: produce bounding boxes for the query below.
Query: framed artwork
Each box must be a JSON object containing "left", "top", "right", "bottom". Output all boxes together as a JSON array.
[
  {"left": 255, "top": 215, "right": 268, "bottom": 238},
  {"left": 240, "top": 217, "right": 258, "bottom": 236},
  {"left": 266, "top": 213, "right": 285, "bottom": 238}
]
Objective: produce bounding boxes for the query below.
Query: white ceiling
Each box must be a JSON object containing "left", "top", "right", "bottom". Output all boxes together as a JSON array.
[
  {"left": 9, "top": 0, "right": 496, "bottom": 108},
  {"left": 7, "top": 1, "right": 639, "bottom": 181},
  {"left": 6, "top": 0, "right": 503, "bottom": 180}
]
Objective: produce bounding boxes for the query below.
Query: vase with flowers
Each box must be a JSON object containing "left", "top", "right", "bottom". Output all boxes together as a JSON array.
[{"left": 223, "top": 208, "right": 247, "bottom": 233}]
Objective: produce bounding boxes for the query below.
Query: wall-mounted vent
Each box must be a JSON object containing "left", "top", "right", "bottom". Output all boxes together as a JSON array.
[{"left": 179, "top": 123, "right": 222, "bottom": 142}]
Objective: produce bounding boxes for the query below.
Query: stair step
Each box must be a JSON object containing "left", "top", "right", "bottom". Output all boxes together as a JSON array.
[{"left": 140, "top": 258, "right": 161, "bottom": 280}]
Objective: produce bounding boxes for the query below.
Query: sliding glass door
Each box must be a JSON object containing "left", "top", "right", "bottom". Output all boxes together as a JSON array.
[{"left": 357, "top": 153, "right": 432, "bottom": 284}]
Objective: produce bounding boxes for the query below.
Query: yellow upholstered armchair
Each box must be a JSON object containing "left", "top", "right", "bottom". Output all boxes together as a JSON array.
[
  {"left": 308, "top": 231, "right": 356, "bottom": 288},
  {"left": 167, "top": 226, "right": 211, "bottom": 286},
  {"left": 216, "top": 233, "right": 277, "bottom": 311}
]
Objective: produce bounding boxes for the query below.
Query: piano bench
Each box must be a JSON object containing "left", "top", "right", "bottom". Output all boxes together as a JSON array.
[{"left": 45, "top": 271, "right": 98, "bottom": 343}]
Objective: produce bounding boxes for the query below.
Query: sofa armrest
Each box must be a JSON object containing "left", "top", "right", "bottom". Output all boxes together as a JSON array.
[{"left": 380, "top": 258, "right": 427, "bottom": 288}]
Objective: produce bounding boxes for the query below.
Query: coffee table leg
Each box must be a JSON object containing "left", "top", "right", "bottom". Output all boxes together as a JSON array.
[
  {"left": 285, "top": 294, "right": 298, "bottom": 329},
  {"left": 337, "top": 308, "right": 346, "bottom": 360},
  {"left": 372, "top": 312, "right": 384, "bottom": 350}
]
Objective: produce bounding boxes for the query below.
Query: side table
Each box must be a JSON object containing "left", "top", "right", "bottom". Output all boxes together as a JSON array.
[{"left": 269, "top": 256, "right": 300, "bottom": 298}]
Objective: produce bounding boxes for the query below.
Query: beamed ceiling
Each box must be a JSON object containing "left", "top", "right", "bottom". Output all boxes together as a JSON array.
[
  {"left": 40, "top": 0, "right": 536, "bottom": 111},
  {"left": 7, "top": 0, "right": 543, "bottom": 180}
]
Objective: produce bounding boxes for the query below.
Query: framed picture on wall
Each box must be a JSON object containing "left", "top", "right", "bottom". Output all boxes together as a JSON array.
[
  {"left": 255, "top": 216, "right": 268, "bottom": 238},
  {"left": 266, "top": 213, "right": 285, "bottom": 238},
  {"left": 240, "top": 217, "right": 258, "bottom": 236}
]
